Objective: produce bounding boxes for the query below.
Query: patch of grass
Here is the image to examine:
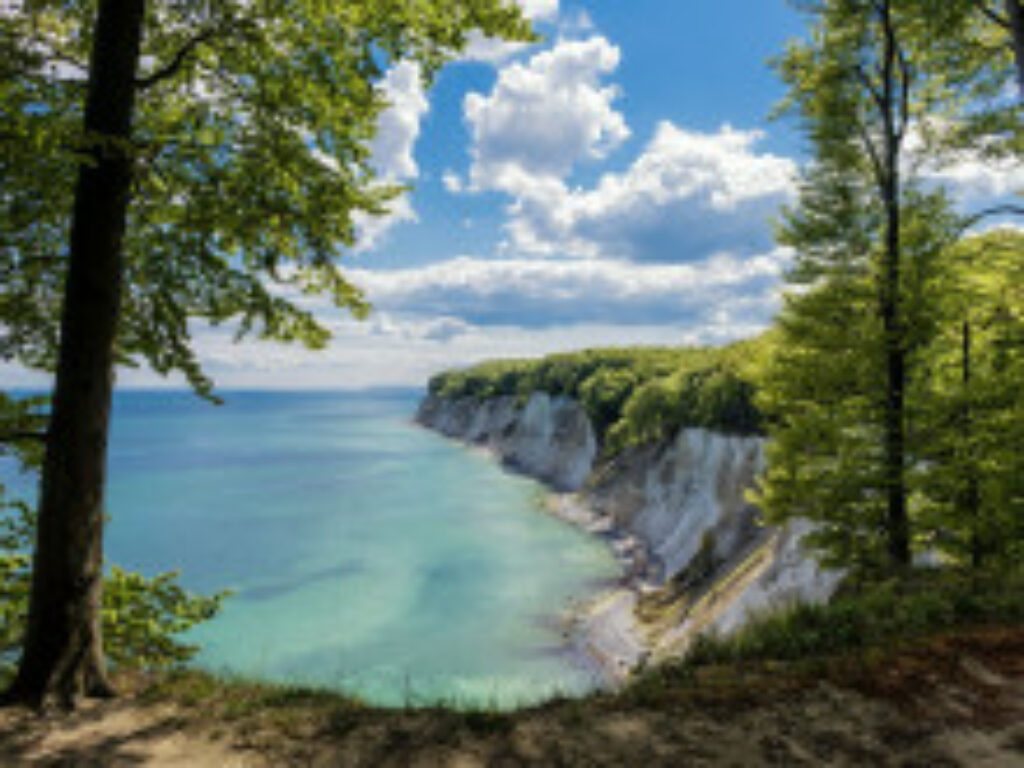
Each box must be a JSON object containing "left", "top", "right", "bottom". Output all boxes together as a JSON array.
[{"left": 139, "top": 668, "right": 364, "bottom": 728}]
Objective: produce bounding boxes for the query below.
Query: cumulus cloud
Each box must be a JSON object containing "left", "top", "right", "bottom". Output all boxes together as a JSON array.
[
  {"left": 460, "top": 36, "right": 629, "bottom": 189},
  {"left": 516, "top": 0, "right": 559, "bottom": 20},
  {"left": 920, "top": 151, "right": 1024, "bottom": 201},
  {"left": 489, "top": 122, "right": 796, "bottom": 261},
  {"left": 348, "top": 250, "right": 790, "bottom": 328},
  {"left": 453, "top": 35, "right": 796, "bottom": 262},
  {"left": 904, "top": 122, "right": 1024, "bottom": 204},
  {"left": 353, "top": 60, "right": 429, "bottom": 250},
  {"left": 460, "top": 0, "right": 561, "bottom": 63},
  {"left": 525, "top": 123, "right": 797, "bottom": 260}
]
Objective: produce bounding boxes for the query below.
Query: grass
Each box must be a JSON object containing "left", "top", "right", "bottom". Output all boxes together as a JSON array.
[
  {"left": 626, "top": 567, "right": 1024, "bottom": 705},
  {"left": 124, "top": 566, "right": 1024, "bottom": 727}
]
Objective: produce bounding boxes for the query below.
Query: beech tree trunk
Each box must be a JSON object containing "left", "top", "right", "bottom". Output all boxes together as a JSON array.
[
  {"left": 1006, "top": 0, "right": 1024, "bottom": 100},
  {"left": 880, "top": 0, "right": 911, "bottom": 568},
  {"left": 4, "top": 0, "right": 145, "bottom": 708}
]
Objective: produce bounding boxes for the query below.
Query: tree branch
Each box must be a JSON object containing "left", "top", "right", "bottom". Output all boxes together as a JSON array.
[
  {"left": 959, "top": 204, "right": 1024, "bottom": 233},
  {"left": 853, "top": 115, "right": 887, "bottom": 193},
  {"left": 976, "top": 0, "right": 1011, "bottom": 29},
  {"left": 0, "top": 431, "right": 47, "bottom": 443},
  {"left": 855, "top": 64, "right": 887, "bottom": 115},
  {"left": 135, "top": 28, "right": 218, "bottom": 90},
  {"left": 894, "top": 44, "right": 913, "bottom": 146}
]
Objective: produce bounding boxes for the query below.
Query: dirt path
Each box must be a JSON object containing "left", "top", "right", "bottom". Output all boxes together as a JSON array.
[{"left": 2, "top": 632, "right": 1023, "bottom": 766}]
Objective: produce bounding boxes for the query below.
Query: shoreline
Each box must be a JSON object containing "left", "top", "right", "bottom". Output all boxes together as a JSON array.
[
  {"left": 412, "top": 403, "right": 655, "bottom": 686},
  {"left": 542, "top": 493, "right": 652, "bottom": 687}
]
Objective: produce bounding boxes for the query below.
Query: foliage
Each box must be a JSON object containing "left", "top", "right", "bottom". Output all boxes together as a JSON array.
[
  {"left": 756, "top": 0, "right": 968, "bottom": 571},
  {"left": 0, "top": 488, "right": 228, "bottom": 679},
  {"left": 900, "top": 0, "right": 1023, "bottom": 159},
  {"left": 913, "top": 229, "right": 1024, "bottom": 569},
  {"left": 428, "top": 338, "right": 771, "bottom": 451},
  {"left": 0, "top": 0, "right": 535, "bottom": 395}
]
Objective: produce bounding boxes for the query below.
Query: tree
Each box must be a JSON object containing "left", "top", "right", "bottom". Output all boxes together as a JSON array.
[
  {"left": 758, "top": 0, "right": 957, "bottom": 571},
  {"left": 1, "top": 0, "right": 533, "bottom": 707},
  {"left": 903, "top": 0, "right": 1023, "bottom": 163},
  {"left": 915, "top": 229, "right": 1024, "bottom": 569}
]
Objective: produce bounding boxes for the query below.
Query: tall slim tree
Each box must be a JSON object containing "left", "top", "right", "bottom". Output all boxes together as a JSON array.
[
  {"left": 758, "top": 0, "right": 952, "bottom": 570},
  {"left": 1, "top": 0, "right": 533, "bottom": 707}
]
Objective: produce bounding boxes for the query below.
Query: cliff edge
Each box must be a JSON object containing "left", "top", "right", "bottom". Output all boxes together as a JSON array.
[{"left": 417, "top": 391, "right": 842, "bottom": 678}]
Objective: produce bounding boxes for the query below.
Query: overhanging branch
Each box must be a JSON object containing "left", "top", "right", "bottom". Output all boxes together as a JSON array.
[
  {"left": 135, "top": 28, "right": 218, "bottom": 90},
  {"left": 960, "top": 204, "right": 1024, "bottom": 231}
]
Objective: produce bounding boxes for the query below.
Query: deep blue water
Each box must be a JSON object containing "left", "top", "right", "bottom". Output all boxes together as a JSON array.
[{"left": 2, "top": 390, "right": 619, "bottom": 707}]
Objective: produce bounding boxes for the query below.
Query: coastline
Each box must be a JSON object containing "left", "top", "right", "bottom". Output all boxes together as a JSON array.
[
  {"left": 441, "top": 426, "right": 655, "bottom": 686},
  {"left": 543, "top": 493, "right": 652, "bottom": 686}
]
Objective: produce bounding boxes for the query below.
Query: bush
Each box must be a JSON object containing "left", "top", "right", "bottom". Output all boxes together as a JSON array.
[{"left": 0, "top": 490, "right": 228, "bottom": 679}]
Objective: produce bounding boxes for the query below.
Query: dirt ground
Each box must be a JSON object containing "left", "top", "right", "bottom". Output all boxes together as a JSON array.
[{"left": 2, "top": 629, "right": 1023, "bottom": 767}]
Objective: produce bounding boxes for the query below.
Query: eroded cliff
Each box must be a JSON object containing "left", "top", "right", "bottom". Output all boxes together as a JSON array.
[{"left": 417, "top": 391, "right": 842, "bottom": 676}]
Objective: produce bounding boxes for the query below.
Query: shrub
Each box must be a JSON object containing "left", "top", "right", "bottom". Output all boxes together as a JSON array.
[{"left": 0, "top": 490, "right": 228, "bottom": 680}]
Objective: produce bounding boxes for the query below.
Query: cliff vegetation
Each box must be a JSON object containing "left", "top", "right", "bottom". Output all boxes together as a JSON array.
[{"left": 428, "top": 336, "right": 772, "bottom": 452}]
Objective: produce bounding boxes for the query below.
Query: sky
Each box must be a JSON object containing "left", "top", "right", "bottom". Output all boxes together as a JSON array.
[{"left": 4, "top": 0, "right": 1023, "bottom": 391}]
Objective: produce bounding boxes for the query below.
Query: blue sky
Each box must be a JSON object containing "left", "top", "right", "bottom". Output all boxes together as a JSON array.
[{"left": 3, "top": 0, "right": 1021, "bottom": 390}]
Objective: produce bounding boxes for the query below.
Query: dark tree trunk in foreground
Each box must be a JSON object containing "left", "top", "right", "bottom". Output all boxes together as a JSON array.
[
  {"left": 879, "top": 0, "right": 911, "bottom": 568},
  {"left": 4, "top": 0, "right": 145, "bottom": 708},
  {"left": 1006, "top": 0, "right": 1024, "bottom": 100}
]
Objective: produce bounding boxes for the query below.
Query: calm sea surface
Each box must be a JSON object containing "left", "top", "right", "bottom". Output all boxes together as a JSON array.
[{"left": 2, "top": 390, "right": 619, "bottom": 707}]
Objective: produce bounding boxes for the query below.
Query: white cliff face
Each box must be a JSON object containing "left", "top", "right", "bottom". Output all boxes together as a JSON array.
[
  {"left": 418, "top": 392, "right": 842, "bottom": 672},
  {"left": 588, "top": 429, "right": 765, "bottom": 583},
  {"left": 705, "top": 519, "right": 844, "bottom": 637},
  {"left": 418, "top": 393, "right": 597, "bottom": 491}
]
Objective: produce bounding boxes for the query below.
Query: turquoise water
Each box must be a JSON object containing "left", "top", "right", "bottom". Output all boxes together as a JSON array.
[{"left": 3, "top": 391, "right": 619, "bottom": 707}]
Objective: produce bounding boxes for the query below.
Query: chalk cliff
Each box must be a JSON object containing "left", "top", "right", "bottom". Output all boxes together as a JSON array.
[{"left": 417, "top": 392, "right": 842, "bottom": 676}]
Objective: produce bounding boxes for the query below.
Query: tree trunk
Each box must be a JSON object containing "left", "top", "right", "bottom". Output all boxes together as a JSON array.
[
  {"left": 960, "top": 321, "right": 984, "bottom": 568},
  {"left": 880, "top": 0, "right": 911, "bottom": 569},
  {"left": 3, "top": 0, "right": 145, "bottom": 708},
  {"left": 1006, "top": 0, "right": 1024, "bottom": 100}
]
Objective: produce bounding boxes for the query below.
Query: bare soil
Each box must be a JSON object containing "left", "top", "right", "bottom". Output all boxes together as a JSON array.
[{"left": 2, "top": 628, "right": 1023, "bottom": 767}]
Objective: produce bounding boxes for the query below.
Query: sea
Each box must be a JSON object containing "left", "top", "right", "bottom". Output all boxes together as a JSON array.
[{"left": 0, "top": 390, "right": 620, "bottom": 708}]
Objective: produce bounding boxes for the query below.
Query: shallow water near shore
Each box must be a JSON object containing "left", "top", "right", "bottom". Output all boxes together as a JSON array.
[{"left": 2, "top": 390, "right": 620, "bottom": 708}]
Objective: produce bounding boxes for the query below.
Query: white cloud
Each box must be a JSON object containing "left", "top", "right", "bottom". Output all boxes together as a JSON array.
[
  {"left": 459, "top": 0, "right": 561, "bottom": 63},
  {"left": 370, "top": 61, "right": 429, "bottom": 181},
  {"left": 453, "top": 34, "right": 796, "bottom": 262},
  {"left": 348, "top": 249, "right": 790, "bottom": 328},
  {"left": 353, "top": 60, "right": 429, "bottom": 251},
  {"left": 462, "top": 36, "right": 629, "bottom": 189},
  {"left": 516, "top": 0, "right": 559, "bottom": 21},
  {"left": 921, "top": 151, "right": 1024, "bottom": 200},
  {"left": 492, "top": 122, "right": 797, "bottom": 261},
  {"left": 0, "top": 246, "right": 787, "bottom": 391},
  {"left": 904, "top": 121, "right": 1024, "bottom": 202}
]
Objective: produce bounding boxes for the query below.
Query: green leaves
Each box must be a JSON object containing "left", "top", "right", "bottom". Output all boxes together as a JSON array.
[
  {"left": 429, "top": 341, "right": 768, "bottom": 452},
  {"left": 761, "top": 2, "right": 1023, "bottom": 575},
  {"left": 102, "top": 566, "right": 229, "bottom": 670},
  {"left": 0, "top": 489, "right": 229, "bottom": 675},
  {"left": 2, "top": 0, "right": 535, "bottom": 394}
]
